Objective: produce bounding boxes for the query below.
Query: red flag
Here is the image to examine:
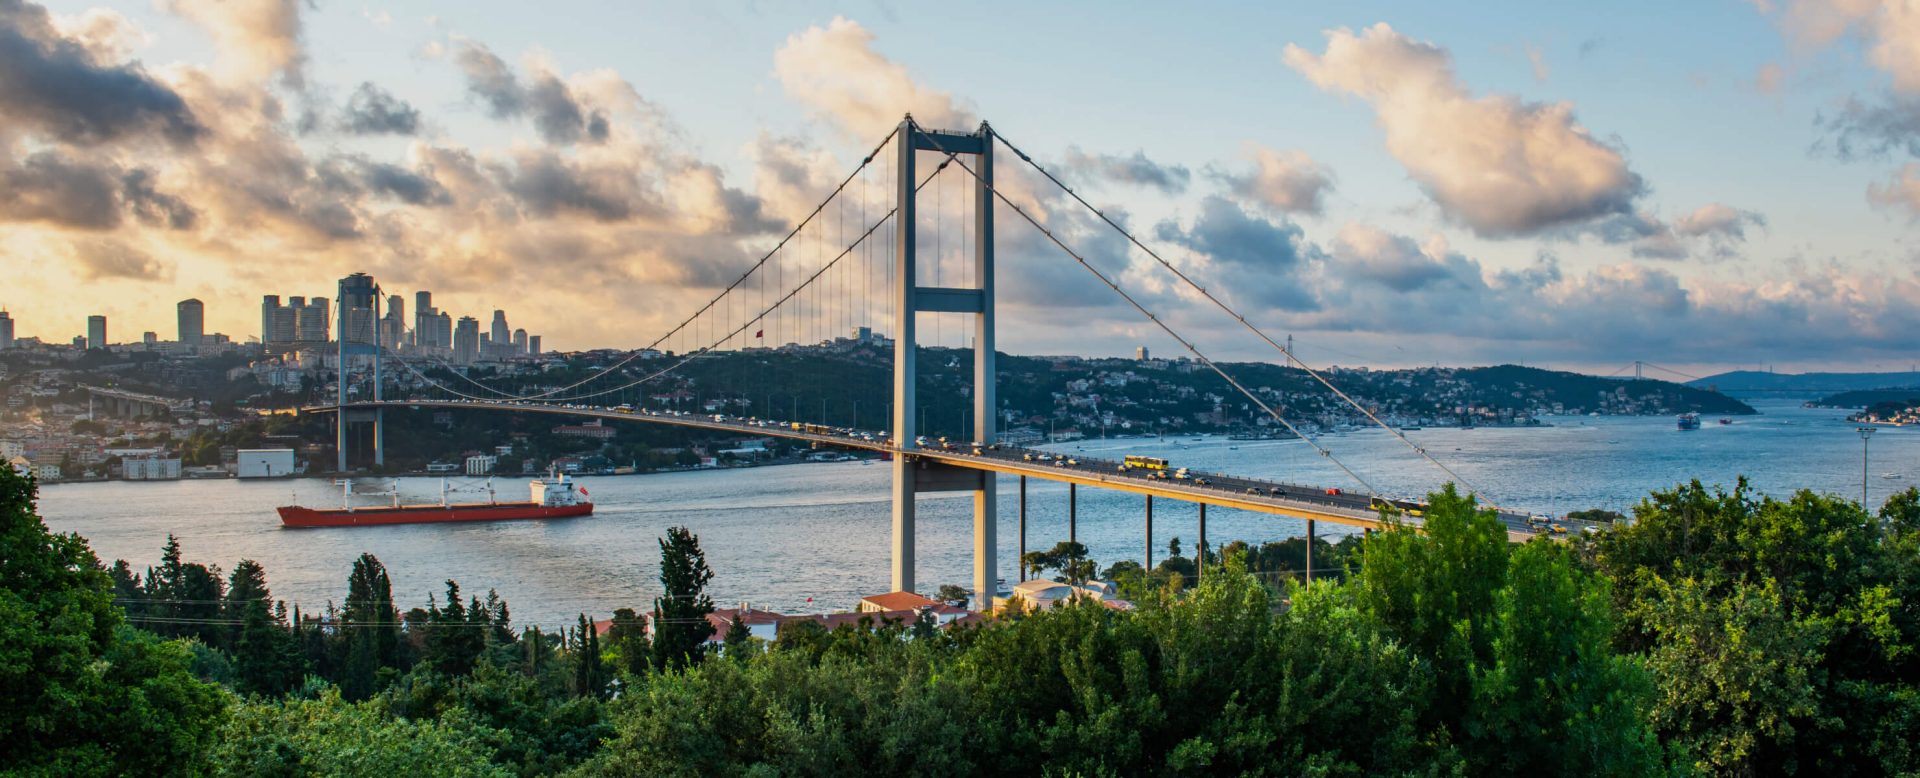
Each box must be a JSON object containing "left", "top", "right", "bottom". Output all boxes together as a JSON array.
[
  {"left": 579, "top": 486, "right": 589, "bottom": 497},
  {"left": 755, "top": 329, "right": 764, "bottom": 339}
]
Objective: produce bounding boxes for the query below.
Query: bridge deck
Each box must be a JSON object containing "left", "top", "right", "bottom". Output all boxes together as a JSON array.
[{"left": 309, "top": 400, "right": 1579, "bottom": 540}]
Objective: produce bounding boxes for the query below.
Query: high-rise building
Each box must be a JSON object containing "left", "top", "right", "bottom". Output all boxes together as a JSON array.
[
  {"left": 261, "top": 295, "right": 281, "bottom": 346},
  {"left": 490, "top": 309, "right": 510, "bottom": 347},
  {"left": 86, "top": 315, "right": 106, "bottom": 349},
  {"left": 454, "top": 316, "right": 480, "bottom": 365},
  {"left": 528, "top": 335, "right": 541, "bottom": 355},
  {"left": 294, "top": 298, "right": 327, "bottom": 344},
  {"left": 142, "top": 331, "right": 157, "bottom": 346},
  {"left": 433, "top": 311, "right": 452, "bottom": 353},
  {"left": 512, "top": 328, "right": 528, "bottom": 355},
  {"left": 177, "top": 299, "right": 204, "bottom": 346},
  {"left": 1135, "top": 345, "right": 1149, "bottom": 361},
  {"left": 413, "top": 290, "right": 435, "bottom": 350},
  {"left": 380, "top": 294, "right": 406, "bottom": 348},
  {"left": 0, "top": 310, "right": 14, "bottom": 350}
]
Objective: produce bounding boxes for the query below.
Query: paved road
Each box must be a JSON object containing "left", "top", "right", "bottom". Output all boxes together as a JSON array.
[{"left": 314, "top": 400, "right": 1591, "bottom": 539}]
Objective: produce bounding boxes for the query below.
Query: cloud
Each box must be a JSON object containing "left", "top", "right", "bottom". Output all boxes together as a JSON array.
[
  {"left": 773, "top": 17, "right": 974, "bottom": 139},
  {"left": 1867, "top": 161, "right": 1920, "bottom": 214},
  {"left": 0, "top": 151, "right": 197, "bottom": 231},
  {"left": 339, "top": 82, "right": 421, "bottom": 135},
  {"left": 0, "top": 0, "right": 202, "bottom": 146},
  {"left": 68, "top": 236, "right": 167, "bottom": 281},
  {"left": 1673, "top": 203, "right": 1766, "bottom": 239},
  {"left": 162, "top": 0, "right": 305, "bottom": 89},
  {"left": 452, "top": 40, "right": 611, "bottom": 145},
  {"left": 1152, "top": 196, "right": 1320, "bottom": 310},
  {"left": 1525, "top": 43, "right": 1549, "bottom": 83},
  {"left": 1328, "top": 223, "right": 1461, "bottom": 291},
  {"left": 1283, "top": 23, "right": 1645, "bottom": 238},
  {"left": 1059, "top": 147, "right": 1191, "bottom": 194},
  {"left": 1216, "top": 145, "right": 1335, "bottom": 216}
]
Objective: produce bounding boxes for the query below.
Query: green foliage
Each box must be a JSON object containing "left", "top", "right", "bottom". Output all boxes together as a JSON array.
[
  {"left": 651, "top": 526, "right": 715, "bottom": 669},
  {"left": 1021, "top": 540, "right": 1095, "bottom": 584},
  {"left": 0, "top": 466, "right": 227, "bottom": 776},
  {"left": 209, "top": 688, "right": 509, "bottom": 777},
  {"left": 341, "top": 553, "right": 400, "bottom": 700},
  {"left": 1588, "top": 481, "right": 1920, "bottom": 776}
]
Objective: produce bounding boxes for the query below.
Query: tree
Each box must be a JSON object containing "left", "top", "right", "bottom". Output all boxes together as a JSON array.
[
  {"left": 0, "top": 465, "right": 226, "bottom": 775},
  {"left": 936, "top": 583, "right": 969, "bottom": 608},
  {"left": 225, "top": 559, "right": 302, "bottom": 695},
  {"left": 340, "top": 553, "right": 399, "bottom": 700},
  {"left": 1021, "top": 541, "right": 1094, "bottom": 584},
  {"left": 209, "top": 688, "right": 507, "bottom": 777},
  {"left": 650, "top": 526, "right": 715, "bottom": 670},
  {"left": 425, "top": 580, "right": 485, "bottom": 677},
  {"left": 723, "top": 613, "right": 752, "bottom": 657},
  {"left": 603, "top": 608, "right": 649, "bottom": 676},
  {"left": 573, "top": 614, "right": 606, "bottom": 699}
]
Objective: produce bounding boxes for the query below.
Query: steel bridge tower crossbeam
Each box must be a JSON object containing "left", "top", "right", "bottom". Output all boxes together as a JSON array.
[{"left": 891, "top": 117, "right": 997, "bottom": 609}]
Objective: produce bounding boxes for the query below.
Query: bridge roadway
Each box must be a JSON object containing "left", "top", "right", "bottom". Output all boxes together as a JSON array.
[{"left": 310, "top": 399, "right": 1568, "bottom": 541}]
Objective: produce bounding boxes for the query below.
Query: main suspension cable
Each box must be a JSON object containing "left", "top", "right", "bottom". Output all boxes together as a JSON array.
[
  {"left": 990, "top": 129, "right": 1494, "bottom": 507},
  {"left": 914, "top": 125, "right": 1380, "bottom": 496}
]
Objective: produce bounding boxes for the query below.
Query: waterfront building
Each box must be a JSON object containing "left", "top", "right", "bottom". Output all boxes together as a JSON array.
[
  {"left": 86, "top": 315, "right": 106, "bottom": 350},
  {"left": 177, "top": 299, "right": 203, "bottom": 346}
]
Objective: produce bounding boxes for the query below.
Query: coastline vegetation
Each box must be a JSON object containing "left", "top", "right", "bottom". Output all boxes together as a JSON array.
[{"left": 4, "top": 464, "right": 1918, "bottom": 776}]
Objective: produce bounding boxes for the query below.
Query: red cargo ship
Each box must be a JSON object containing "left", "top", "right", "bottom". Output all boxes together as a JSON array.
[{"left": 278, "top": 474, "right": 592, "bottom": 528}]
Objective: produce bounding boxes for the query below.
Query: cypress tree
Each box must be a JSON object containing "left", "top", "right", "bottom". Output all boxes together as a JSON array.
[
  {"left": 649, "top": 526, "right": 715, "bottom": 670},
  {"left": 340, "top": 553, "right": 398, "bottom": 700}
]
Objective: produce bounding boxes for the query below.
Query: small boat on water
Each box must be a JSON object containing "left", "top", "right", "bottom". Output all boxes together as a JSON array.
[
  {"left": 278, "top": 474, "right": 592, "bottom": 528},
  {"left": 1678, "top": 413, "right": 1701, "bottom": 430},
  {"left": 1718, "top": 418, "right": 1733, "bottom": 425}
]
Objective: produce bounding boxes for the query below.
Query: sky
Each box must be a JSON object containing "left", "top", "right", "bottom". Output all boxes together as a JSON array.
[{"left": 2, "top": 0, "right": 1918, "bottom": 375}]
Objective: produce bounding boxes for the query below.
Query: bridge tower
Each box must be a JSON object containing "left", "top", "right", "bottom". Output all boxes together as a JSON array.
[
  {"left": 335, "top": 273, "right": 385, "bottom": 472},
  {"left": 891, "top": 117, "right": 998, "bottom": 608}
]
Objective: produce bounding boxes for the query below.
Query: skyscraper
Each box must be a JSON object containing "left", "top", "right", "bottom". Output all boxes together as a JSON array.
[
  {"left": 454, "top": 316, "right": 480, "bottom": 365},
  {"left": 528, "top": 334, "right": 541, "bottom": 355},
  {"left": 381, "top": 294, "right": 406, "bottom": 347},
  {"left": 294, "top": 297, "right": 326, "bottom": 344},
  {"left": 86, "top": 315, "right": 106, "bottom": 350},
  {"left": 490, "top": 309, "right": 510, "bottom": 347},
  {"left": 261, "top": 295, "right": 280, "bottom": 346},
  {"left": 433, "top": 311, "right": 452, "bottom": 353},
  {"left": 177, "top": 299, "right": 204, "bottom": 346},
  {"left": 0, "top": 310, "right": 15, "bottom": 350},
  {"left": 413, "top": 290, "right": 435, "bottom": 350}
]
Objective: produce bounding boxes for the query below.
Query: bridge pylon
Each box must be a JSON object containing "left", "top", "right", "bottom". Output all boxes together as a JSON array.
[{"left": 891, "top": 116, "right": 998, "bottom": 607}]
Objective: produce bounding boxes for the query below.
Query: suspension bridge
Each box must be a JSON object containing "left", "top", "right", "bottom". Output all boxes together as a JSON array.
[{"left": 304, "top": 117, "right": 1582, "bottom": 608}]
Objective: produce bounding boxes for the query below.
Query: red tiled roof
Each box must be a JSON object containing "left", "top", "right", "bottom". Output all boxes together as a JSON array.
[{"left": 859, "top": 591, "right": 939, "bottom": 611}]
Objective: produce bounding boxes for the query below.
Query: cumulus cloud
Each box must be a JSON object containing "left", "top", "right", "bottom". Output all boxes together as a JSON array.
[
  {"left": 1674, "top": 203, "right": 1766, "bottom": 239},
  {"left": 1152, "top": 196, "right": 1320, "bottom": 310},
  {"left": 163, "top": 0, "right": 305, "bottom": 88},
  {"left": 339, "top": 82, "right": 421, "bottom": 135},
  {"left": 1215, "top": 146, "right": 1335, "bottom": 216},
  {"left": 0, "top": 0, "right": 202, "bottom": 146},
  {"left": 774, "top": 17, "right": 974, "bottom": 138},
  {"left": 1059, "top": 147, "right": 1191, "bottom": 194},
  {"left": 1283, "top": 23, "right": 1645, "bottom": 238},
  {"left": 452, "top": 41, "right": 610, "bottom": 145},
  {"left": 0, "top": 152, "right": 197, "bottom": 231},
  {"left": 1328, "top": 224, "right": 1462, "bottom": 291}
]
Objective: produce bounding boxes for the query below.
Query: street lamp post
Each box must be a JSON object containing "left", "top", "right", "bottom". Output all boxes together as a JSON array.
[{"left": 1858, "top": 426, "right": 1876, "bottom": 508}]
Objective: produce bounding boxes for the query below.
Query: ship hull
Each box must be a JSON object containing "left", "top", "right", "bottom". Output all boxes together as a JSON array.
[{"left": 277, "top": 501, "right": 593, "bottom": 528}]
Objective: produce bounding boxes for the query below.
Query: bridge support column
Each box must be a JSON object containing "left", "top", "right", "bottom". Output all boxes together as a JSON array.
[
  {"left": 970, "top": 124, "right": 996, "bottom": 612},
  {"left": 1145, "top": 496, "right": 1154, "bottom": 570},
  {"left": 1198, "top": 503, "right": 1207, "bottom": 585},
  {"left": 890, "top": 117, "right": 919, "bottom": 595},
  {"left": 1305, "top": 519, "right": 1315, "bottom": 586},
  {"left": 1018, "top": 476, "right": 1028, "bottom": 581},
  {"left": 1069, "top": 483, "right": 1077, "bottom": 544}
]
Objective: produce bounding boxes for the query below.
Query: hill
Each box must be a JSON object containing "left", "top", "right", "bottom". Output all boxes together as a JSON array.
[
  {"left": 1807, "top": 388, "right": 1920, "bottom": 409},
  {"left": 1689, "top": 370, "right": 1920, "bottom": 398}
]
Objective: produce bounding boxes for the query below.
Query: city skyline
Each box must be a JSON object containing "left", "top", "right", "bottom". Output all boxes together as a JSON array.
[{"left": 2, "top": 2, "right": 1918, "bottom": 373}]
